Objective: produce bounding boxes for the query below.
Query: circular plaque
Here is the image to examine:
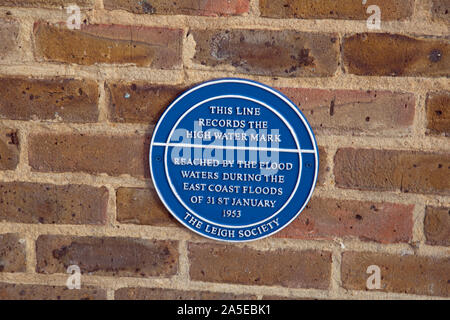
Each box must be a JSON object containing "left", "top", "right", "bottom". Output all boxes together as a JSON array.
[{"left": 150, "top": 78, "right": 318, "bottom": 242}]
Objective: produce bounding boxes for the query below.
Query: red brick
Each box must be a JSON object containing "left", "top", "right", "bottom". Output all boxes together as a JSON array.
[
  {"left": 279, "top": 88, "right": 415, "bottom": 135},
  {"left": 431, "top": 0, "right": 450, "bottom": 22},
  {"left": 334, "top": 148, "right": 450, "bottom": 195},
  {"left": 0, "top": 283, "right": 106, "bottom": 300},
  {"left": 0, "top": 126, "right": 19, "bottom": 170},
  {"left": 343, "top": 33, "right": 450, "bottom": 77},
  {"left": 106, "top": 82, "right": 185, "bottom": 124},
  {"left": 191, "top": 29, "right": 339, "bottom": 77},
  {"left": 0, "top": 182, "right": 108, "bottom": 225},
  {"left": 36, "top": 235, "right": 178, "bottom": 277},
  {"left": 275, "top": 198, "right": 414, "bottom": 244},
  {"left": 116, "top": 187, "right": 177, "bottom": 226},
  {"left": 0, "top": 77, "right": 99, "bottom": 122},
  {"left": 0, "top": 0, "right": 94, "bottom": 8},
  {"left": 0, "top": 234, "right": 26, "bottom": 273},
  {"left": 188, "top": 243, "right": 331, "bottom": 289},
  {"left": 342, "top": 251, "right": 450, "bottom": 297},
  {"left": 426, "top": 91, "right": 450, "bottom": 136},
  {"left": 115, "top": 287, "right": 256, "bottom": 300},
  {"left": 260, "top": 0, "right": 414, "bottom": 20},
  {"left": 424, "top": 206, "right": 450, "bottom": 246},
  {"left": 34, "top": 22, "right": 183, "bottom": 68},
  {"left": 0, "top": 18, "right": 19, "bottom": 60},
  {"left": 104, "top": 0, "right": 250, "bottom": 16},
  {"left": 317, "top": 147, "right": 327, "bottom": 186},
  {"left": 28, "top": 133, "right": 150, "bottom": 178}
]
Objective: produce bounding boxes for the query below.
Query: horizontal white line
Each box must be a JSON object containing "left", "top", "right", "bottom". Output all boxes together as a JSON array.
[{"left": 153, "top": 142, "right": 315, "bottom": 153}]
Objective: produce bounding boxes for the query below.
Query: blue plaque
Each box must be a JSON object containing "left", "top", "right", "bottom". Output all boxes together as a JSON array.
[{"left": 150, "top": 78, "right": 318, "bottom": 242}]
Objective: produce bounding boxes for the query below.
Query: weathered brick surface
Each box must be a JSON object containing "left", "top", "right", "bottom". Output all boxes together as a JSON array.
[
  {"left": 28, "top": 133, "right": 151, "bottom": 178},
  {"left": 0, "top": 182, "right": 108, "bottom": 225},
  {"left": 115, "top": 287, "right": 256, "bottom": 300},
  {"left": 191, "top": 29, "right": 339, "bottom": 77},
  {"left": 275, "top": 198, "right": 414, "bottom": 244},
  {"left": 426, "top": 91, "right": 450, "bottom": 136},
  {"left": 188, "top": 243, "right": 331, "bottom": 289},
  {"left": 317, "top": 147, "right": 327, "bottom": 186},
  {"left": 431, "top": 0, "right": 450, "bottom": 23},
  {"left": 260, "top": 0, "right": 414, "bottom": 20},
  {"left": 116, "top": 187, "right": 177, "bottom": 226},
  {"left": 0, "top": 0, "right": 448, "bottom": 301},
  {"left": 36, "top": 235, "right": 178, "bottom": 277},
  {"left": 424, "top": 206, "right": 450, "bottom": 246},
  {"left": 334, "top": 148, "right": 450, "bottom": 195},
  {"left": 279, "top": 88, "right": 415, "bottom": 135},
  {"left": 0, "top": 234, "right": 26, "bottom": 273},
  {"left": 0, "top": 18, "right": 19, "bottom": 60},
  {"left": 343, "top": 33, "right": 450, "bottom": 77},
  {"left": 0, "top": 78, "right": 99, "bottom": 122},
  {"left": 0, "top": 126, "right": 19, "bottom": 170},
  {"left": 0, "top": 283, "right": 106, "bottom": 300},
  {"left": 34, "top": 22, "right": 183, "bottom": 68},
  {"left": 106, "top": 82, "right": 185, "bottom": 124},
  {"left": 0, "top": 0, "right": 94, "bottom": 8},
  {"left": 341, "top": 252, "right": 450, "bottom": 297},
  {"left": 104, "top": 0, "right": 250, "bottom": 16}
]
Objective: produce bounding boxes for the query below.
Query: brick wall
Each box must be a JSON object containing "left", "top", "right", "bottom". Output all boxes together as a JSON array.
[{"left": 0, "top": 0, "right": 448, "bottom": 300}]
